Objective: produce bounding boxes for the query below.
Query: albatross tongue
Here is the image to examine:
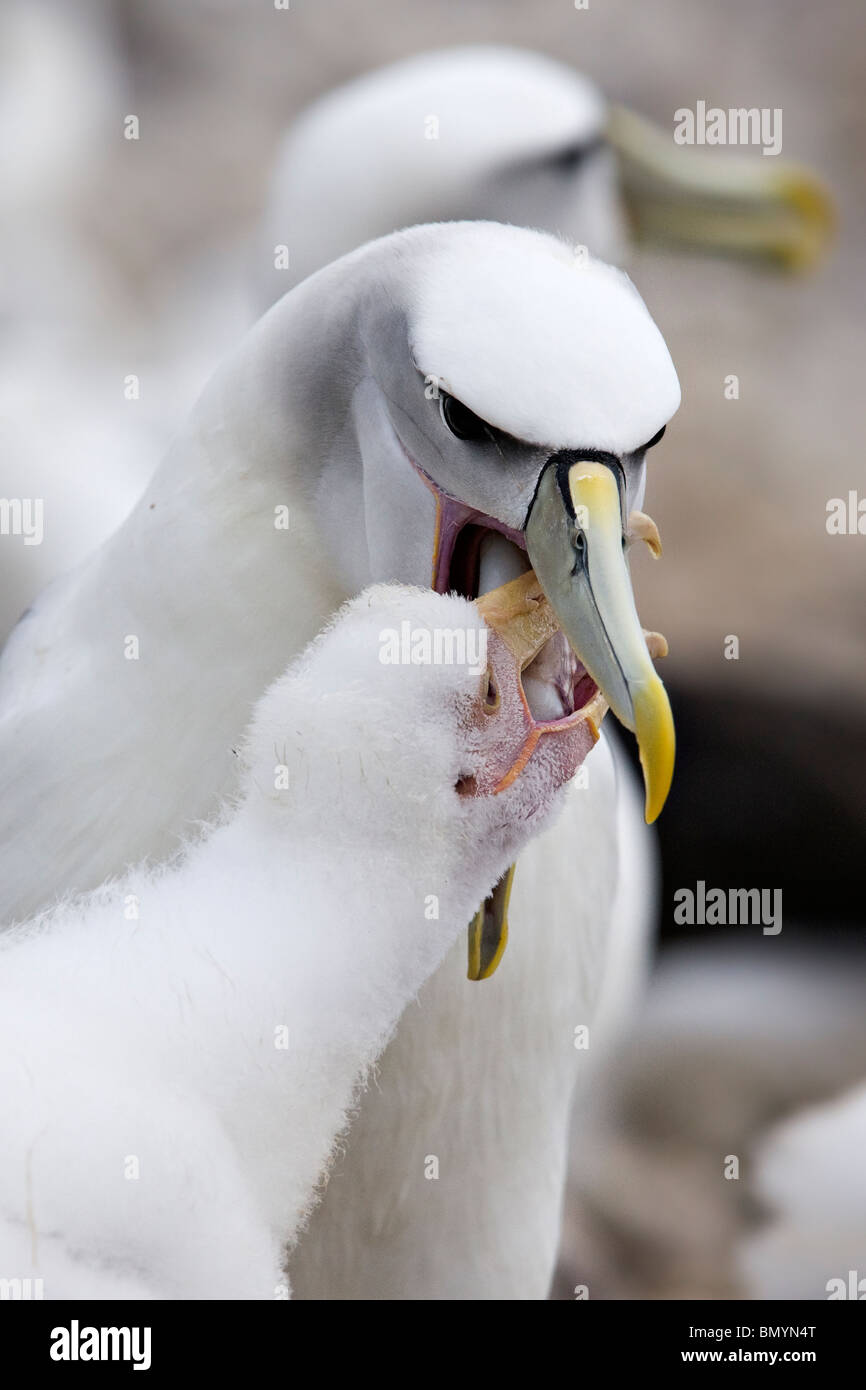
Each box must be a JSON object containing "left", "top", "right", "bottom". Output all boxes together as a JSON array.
[{"left": 477, "top": 531, "right": 531, "bottom": 594}]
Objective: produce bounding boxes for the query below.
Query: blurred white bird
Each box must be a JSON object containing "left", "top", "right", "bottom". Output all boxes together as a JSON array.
[
  {"left": 555, "top": 943, "right": 866, "bottom": 1299},
  {"left": 741, "top": 1083, "right": 866, "bottom": 1301},
  {"left": 255, "top": 44, "right": 833, "bottom": 306},
  {"left": 0, "top": 582, "right": 593, "bottom": 1298}
]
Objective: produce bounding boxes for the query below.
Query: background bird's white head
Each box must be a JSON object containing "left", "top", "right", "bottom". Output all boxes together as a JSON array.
[
  {"left": 255, "top": 42, "right": 833, "bottom": 311},
  {"left": 255, "top": 45, "right": 622, "bottom": 301}
]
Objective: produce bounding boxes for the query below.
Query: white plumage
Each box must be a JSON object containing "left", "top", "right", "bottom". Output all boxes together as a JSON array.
[
  {"left": 409, "top": 233, "right": 679, "bottom": 451},
  {"left": 0, "top": 583, "right": 582, "bottom": 1298},
  {"left": 255, "top": 46, "right": 626, "bottom": 305},
  {"left": 0, "top": 222, "right": 678, "bottom": 1298},
  {"left": 740, "top": 1084, "right": 866, "bottom": 1301}
]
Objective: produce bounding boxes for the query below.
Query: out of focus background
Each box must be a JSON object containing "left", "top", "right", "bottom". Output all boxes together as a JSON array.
[{"left": 2, "top": 0, "right": 864, "bottom": 1298}]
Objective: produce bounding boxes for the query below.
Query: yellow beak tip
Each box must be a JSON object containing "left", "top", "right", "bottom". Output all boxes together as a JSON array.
[
  {"left": 634, "top": 683, "right": 676, "bottom": 824},
  {"left": 643, "top": 782, "right": 670, "bottom": 825},
  {"left": 641, "top": 763, "right": 674, "bottom": 823}
]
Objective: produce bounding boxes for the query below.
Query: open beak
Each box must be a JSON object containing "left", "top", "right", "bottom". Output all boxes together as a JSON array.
[
  {"left": 607, "top": 104, "right": 834, "bottom": 272},
  {"left": 466, "top": 569, "right": 605, "bottom": 981},
  {"left": 525, "top": 457, "right": 674, "bottom": 823}
]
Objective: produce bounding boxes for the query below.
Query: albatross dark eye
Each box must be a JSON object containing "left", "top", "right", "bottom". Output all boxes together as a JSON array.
[
  {"left": 544, "top": 134, "right": 605, "bottom": 174},
  {"left": 440, "top": 393, "right": 491, "bottom": 443}
]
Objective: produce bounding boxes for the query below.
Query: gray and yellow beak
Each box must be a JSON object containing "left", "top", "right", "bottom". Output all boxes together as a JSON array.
[
  {"left": 607, "top": 104, "right": 834, "bottom": 272},
  {"left": 525, "top": 456, "right": 674, "bottom": 824}
]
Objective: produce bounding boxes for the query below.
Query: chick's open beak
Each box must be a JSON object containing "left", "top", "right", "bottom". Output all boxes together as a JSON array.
[{"left": 525, "top": 457, "right": 674, "bottom": 823}]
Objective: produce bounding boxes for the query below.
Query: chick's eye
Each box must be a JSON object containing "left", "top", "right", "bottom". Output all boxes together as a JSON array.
[{"left": 440, "top": 393, "right": 491, "bottom": 443}]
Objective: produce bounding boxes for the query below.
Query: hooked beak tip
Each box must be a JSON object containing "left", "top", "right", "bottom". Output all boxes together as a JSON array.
[
  {"left": 633, "top": 676, "right": 676, "bottom": 823},
  {"left": 525, "top": 456, "right": 676, "bottom": 821}
]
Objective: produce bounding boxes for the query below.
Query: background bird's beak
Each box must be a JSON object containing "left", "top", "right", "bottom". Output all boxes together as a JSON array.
[
  {"left": 607, "top": 104, "right": 835, "bottom": 271},
  {"left": 525, "top": 458, "right": 674, "bottom": 822}
]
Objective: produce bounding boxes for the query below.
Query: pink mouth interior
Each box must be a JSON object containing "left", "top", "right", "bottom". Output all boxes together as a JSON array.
[
  {"left": 442, "top": 510, "right": 597, "bottom": 726},
  {"left": 402, "top": 449, "right": 597, "bottom": 727},
  {"left": 522, "top": 630, "right": 597, "bottom": 725}
]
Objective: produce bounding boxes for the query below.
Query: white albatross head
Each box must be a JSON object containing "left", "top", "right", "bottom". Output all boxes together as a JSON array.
[
  {"left": 141, "top": 222, "right": 678, "bottom": 824},
  {"left": 245, "top": 222, "right": 679, "bottom": 820}
]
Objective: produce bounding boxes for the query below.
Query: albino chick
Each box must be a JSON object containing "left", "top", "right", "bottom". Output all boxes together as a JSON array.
[{"left": 0, "top": 582, "right": 595, "bottom": 1299}]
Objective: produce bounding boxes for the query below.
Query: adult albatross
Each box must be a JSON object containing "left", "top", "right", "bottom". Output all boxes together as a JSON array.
[{"left": 0, "top": 221, "right": 679, "bottom": 1298}]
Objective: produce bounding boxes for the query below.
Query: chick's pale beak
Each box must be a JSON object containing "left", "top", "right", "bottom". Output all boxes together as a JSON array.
[{"left": 525, "top": 458, "right": 674, "bottom": 823}]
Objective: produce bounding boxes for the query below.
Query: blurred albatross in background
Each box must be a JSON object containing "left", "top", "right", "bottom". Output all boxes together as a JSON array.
[{"left": 256, "top": 44, "right": 833, "bottom": 306}]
